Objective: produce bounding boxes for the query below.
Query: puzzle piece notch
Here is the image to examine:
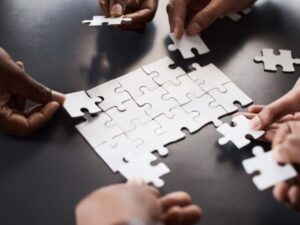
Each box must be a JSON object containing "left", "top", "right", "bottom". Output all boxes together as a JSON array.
[
  {"left": 217, "top": 115, "right": 265, "bottom": 149},
  {"left": 254, "top": 49, "right": 300, "bottom": 72},
  {"left": 64, "top": 91, "right": 102, "bottom": 118},
  {"left": 242, "top": 146, "right": 297, "bottom": 190},
  {"left": 168, "top": 31, "right": 210, "bottom": 59},
  {"left": 82, "top": 16, "right": 132, "bottom": 26},
  {"left": 119, "top": 152, "right": 170, "bottom": 188}
]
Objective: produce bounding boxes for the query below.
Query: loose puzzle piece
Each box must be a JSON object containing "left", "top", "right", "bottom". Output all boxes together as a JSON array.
[
  {"left": 87, "top": 79, "right": 131, "bottom": 111},
  {"left": 216, "top": 115, "right": 265, "bottom": 149},
  {"left": 188, "top": 63, "right": 231, "bottom": 92},
  {"left": 142, "top": 56, "right": 186, "bottom": 85},
  {"left": 222, "top": 8, "right": 252, "bottom": 21},
  {"left": 242, "top": 146, "right": 297, "bottom": 190},
  {"left": 82, "top": 16, "right": 132, "bottom": 26},
  {"left": 209, "top": 82, "right": 253, "bottom": 113},
  {"left": 119, "top": 152, "right": 170, "bottom": 188},
  {"left": 254, "top": 49, "right": 300, "bottom": 72},
  {"left": 94, "top": 134, "right": 142, "bottom": 172},
  {"left": 116, "top": 68, "right": 159, "bottom": 97},
  {"left": 134, "top": 87, "right": 180, "bottom": 119},
  {"left": 168, "top": 31, "right": 210, "bottom": 59},
  {"left": 76, "top": 112, "right": 123, "bottom": 148},
  {"left": 105, "top": 100, "right": 151, "bottom": 132},
  {"left": 162, "top": 75, "right": 205, "bottom": 105},
  {"left": 182, "top": 94, "right": 226, "bottom": 128},
  {"left": 64, "top": 91, "right": 102, "bottom": 118}
]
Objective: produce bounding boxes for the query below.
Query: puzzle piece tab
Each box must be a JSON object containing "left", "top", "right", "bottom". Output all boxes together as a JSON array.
[
  {"left": 254, "top": 49, "right": 300, "bottom": 72},
  {"left": 82, "top": 16, "right": 132, "bottom": 26},
  {"left": 242, "top": 146, "right": 297, "bottom": 190},
  {"left": 217, "top": 115, "right": 265, "bottom": 149},
  {"left": 168, "top": 31, "right": 210, "bottom": 59}
]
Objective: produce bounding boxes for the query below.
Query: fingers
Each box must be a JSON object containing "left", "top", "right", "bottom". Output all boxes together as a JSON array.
[
  {"left": 99, "top": 0, "right": 110, "bottom": 16},
  {"left": 110, "top": 0, "right": 127, "bottom": 17},
  {"left": 163, "top": 205, "right": 202, "bottom": 225},
  {"left": 272, "top": 123, "right": 291, "bottom": 148},
  {"left": 288, "top": 185, "right": 300, "bottom": 210},
  {"left": 0, "top": 101, "right": 60, "bottom": 136},
  {"left": 167, "top": 0, "right": 188, "bottom": 39},
  {"left": 187, "top": 0, "right": 226, "bottom": 35},
  {"left": 248, "top": 105, "right": 265, "bottom": 114},
  {"left": 273, "top": 134, "right": 300, "bottom": 164},
  {"left": 160, "top": 192, "right": 192, "bottom": 210},
  {"left": 273, "top": 182, "right": 290, "bottom": 203},
  {"left": 127, "top": 179, "right": 161, "bottom": 198}
]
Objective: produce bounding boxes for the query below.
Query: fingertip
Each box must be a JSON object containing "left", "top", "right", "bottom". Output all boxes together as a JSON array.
[
  {"left": 111, "top": 3, "right": 123, "bottom": 17},
  {"left": 52, "top": 91, "right": 66, "bottom": 106},
  {"left": 187, "top": 22, "right": 202, "bottom": 36},
  {"left": 249, "top": 115, "right": 262, "bottom": 130}
]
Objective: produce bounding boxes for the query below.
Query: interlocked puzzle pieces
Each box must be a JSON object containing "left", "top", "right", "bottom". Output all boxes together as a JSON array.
[
  {"left": 64, "top": 56, "right": 254, "bottom": 187},
  {"left": 82, "top": 16, "right": 132, "bottom": 26},
  {"left": 242, "top": 146, "right": 297, "bottom": 190},
  {"left": 254, "top": 49, "right": 300, "bottom": 72},
  {"left": 217, "top": 115, "right": 265, "bottom": 149}
]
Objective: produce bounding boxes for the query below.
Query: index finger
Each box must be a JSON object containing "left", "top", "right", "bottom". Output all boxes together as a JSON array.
[{"left": 167, "top": 0, "right": 188, "bottom": 39}]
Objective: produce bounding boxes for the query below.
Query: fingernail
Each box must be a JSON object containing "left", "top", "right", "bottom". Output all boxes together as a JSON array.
[
  {"left": 188, "top": 23, "right": 202, "bottom": 35},
  {"left": 111, "top": 3, "right": 123, "bottom": 16},
  {"left": 52, "top": 91, "right": 66, "bottom": 105},
  {"left": 249, "top": 116, "right": 261, "bottom": 130}
]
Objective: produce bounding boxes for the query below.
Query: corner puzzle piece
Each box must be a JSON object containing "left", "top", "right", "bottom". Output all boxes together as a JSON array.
[
  {"left": 87, "top": 79, "right": 131, "bottom": 111},
  {"left": 134, "top": 87, "right": 180, "bottom": 119},
  {"left": 217, "top": 115, "right": 265, "bottom": 149},
  {"left": 94, "top": 134, "right": 142, "bottom": 173},
  {"left": 142, "top": 56, "right": 186, "bottom": 85},
  {"left": 76, "top": 112, "right": 123, "bottom": 148},
  {"left": 119, "top": 152, "right": 170, "bottom": 188},
  {"left": 116, "top": 68, "right": 159, "bottom": 97},
  {"left": 182, "top": 94, "right": 226, "bottom": 128},
  {"left": 155, "top": 106, "right": 202, "bottom": 136},
  {"left": 254, "top": 49, "right": 300, "bottom": 72},
  {"left": 105, "top": 100, "right": 151, "bottom": 133},
  {"left": 82, "top": 16, "right": 132, "bottom": 26},
  {"left": 188, "top": 63, "right": 231, "bottom": 92},
  {"left": 242, "top": 146, "right": 297, "bottom": 190},
  {"left": 162, "top": 75, "right": 205, "bottom": 105},
  {"left": 209, "top": 82, "right": 253, "bottom": 114},
  {"left": 64, "top": 91, "right": 102, "bottom": 118},
  {"left": 168, "top": 31, "right": 210, "bottom": 59}
]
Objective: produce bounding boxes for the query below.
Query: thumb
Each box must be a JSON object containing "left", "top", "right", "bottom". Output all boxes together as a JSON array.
[
  {"left": 110, "top": 0, "right": 127, "bottom": 17},
  {"left": 187, "top": 1, "right": 225, "bottom": 35}
]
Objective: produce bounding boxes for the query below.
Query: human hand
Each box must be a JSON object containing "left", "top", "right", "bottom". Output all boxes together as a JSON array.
[
  {"left": 271, "top": 121, "right": 300, "bottom": 211},
  {"left": 167, "top": 0, "right": 256, "bottom": 39},
  {"left": 249, "top": 78, "right": 300, "bottom": 131},
  {"left": 99, "top": 0, "right": 158, "bottom": 29},
  {"left": 76, "top": 180, "right": 202, "bottom": 225},
  {"left": 0, "top": 48, "right": 65, "bottom": 136}
]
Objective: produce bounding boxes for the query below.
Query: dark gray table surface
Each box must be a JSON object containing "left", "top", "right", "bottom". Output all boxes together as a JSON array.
[{"left": 1, "top": 0, "right": 300, "bottom": 224}]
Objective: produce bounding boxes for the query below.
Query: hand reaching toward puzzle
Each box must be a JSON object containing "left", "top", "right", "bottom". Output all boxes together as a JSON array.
[
  {"left": 167, "top": 0, "right": 256, "bottom": 39},
  {"left": 0, "top": 48, "right": 65, "bottom": 136},
  {"left": 249, "top": 78, "right": 300, "bottom": 131},
  {"left": 99, "top": 0, "right": 158, "bottom": 29},
  {"left": 76, "top": 180, "right": 202, "bottom": 225},
  {"left": 271, "top": 121, "right": 300, "bottom": 211}
]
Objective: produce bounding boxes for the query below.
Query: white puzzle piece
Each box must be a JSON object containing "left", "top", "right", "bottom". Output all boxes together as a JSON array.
[
  {"left": 162, "top": 75, "right": 205, "bottom": 105},
  {"left": 76, "top": 112, "right": 123, "bottom": 148},
  {"left": 94, "top": 135, "right": 141, "bottom": 172},
  {"left": 254, "top": 49, "right": 300, "bottom": 72},
  {"left": 142, "top": 56, "right": 186, "bottom": 85},
  {"left": 105, "top": 100, "right": 151, "bottom": 132},
  {"left": 87, "top": 79, "right": 131, "bottom": 111},
  {"left": 209, "top": 82, "right": 253, "bottom": 113},
  {"left": 168, "top": 31, "right": 210, "bottom": 59},
  {"left": 242, "top": 146, "right": 297, "bottom": 191},
  {"left": 119, "top": 152, "right": 170, "bottom": 188},
  {"left": 217, "top": 115, "right": 265, "bottom": 148},
  {"left": 64, "top": 91, "right": 102, "bottom": 118},
  {"left": 116, "top": 68, "right": 159, "bottom": 97},
  {"left": 82, "top": 16, "right": 132, "bottom": 26},
  {"left": 182, "top": 94, "right": 226, "bottom": 128},
  {"left": 188, "top": 63, "right": 230, "bottom": 92},
  {"left": 134, "top": 87, "right": 180, "bottom": 119},
  {"left": 223, "top": 8, "right": 252, "bottom": 21}
]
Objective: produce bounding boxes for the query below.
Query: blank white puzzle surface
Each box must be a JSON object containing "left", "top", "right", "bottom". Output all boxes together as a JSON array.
[{"left": 242, "top": 146, "right": 297, "bottom": 190}]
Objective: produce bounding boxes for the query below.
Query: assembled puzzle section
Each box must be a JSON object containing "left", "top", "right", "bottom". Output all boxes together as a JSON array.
[
  {"left": 254, "top": 49, "right": 300, "bottom": 72},
  {"left": 82, "top": 16, "right": 132, "bottom": 26},
  {"left": 242, "top": 146, "right": 297, "bottom": 190}
]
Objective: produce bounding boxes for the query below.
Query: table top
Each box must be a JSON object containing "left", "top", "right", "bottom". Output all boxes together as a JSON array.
[{"left": 1, "top": 0, "right": 300, "bottom": 224}]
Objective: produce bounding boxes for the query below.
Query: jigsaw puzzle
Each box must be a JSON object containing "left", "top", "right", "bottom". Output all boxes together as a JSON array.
[
  {"left": 242, "top": 146, "right": 297, "bottom": 190},
  {"left": 82, "top": 16, "right": 132, "bottom": 26},
  {"left": 168, "top": 31, "right": 210, "bottom": 59},
  {"left": 254, "top": 49, "right": 300, "bottom": 72},
  {"left": 216, "top": 115, "right": 265, "bottom": 148}
]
